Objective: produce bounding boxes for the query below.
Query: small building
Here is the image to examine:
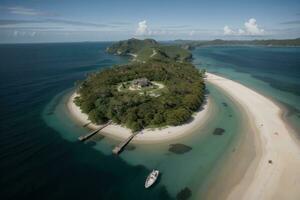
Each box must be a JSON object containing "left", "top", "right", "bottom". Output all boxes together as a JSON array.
[{"left": 132, "top": 78, "right": 152, "bottom": 88}]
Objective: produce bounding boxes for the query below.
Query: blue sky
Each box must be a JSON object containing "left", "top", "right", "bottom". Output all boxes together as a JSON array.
[{"left": 0, "top": 0, "right": 299, "bottom": 43}]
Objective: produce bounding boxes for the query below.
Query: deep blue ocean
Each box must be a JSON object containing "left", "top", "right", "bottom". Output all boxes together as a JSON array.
[
  {"left": 0, "top": 43, "right": 174, "bottom": 200},
  {"left": 1, "top": 43, "right": 300, "bottom": 200}
]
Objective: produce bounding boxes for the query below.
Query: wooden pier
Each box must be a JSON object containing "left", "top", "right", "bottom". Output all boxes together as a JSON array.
[
  {"left": 112, "top": 132, "right": 138, "bottom": 155},
  {"left": 78, "top": 121, "right": 112, "bottom": 141}
]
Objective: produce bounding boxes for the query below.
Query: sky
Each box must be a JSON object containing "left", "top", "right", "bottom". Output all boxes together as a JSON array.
[{"left": 0, "top": 0, "right": 299, "bottom": 43}]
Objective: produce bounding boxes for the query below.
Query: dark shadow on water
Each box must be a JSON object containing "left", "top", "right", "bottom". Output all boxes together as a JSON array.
[
  {"left": 176, "top": 187, "right": 192, "bottom": 200},
  {"left": 90, "top": 134, "right": 105, "bottom": 142},
  {"left": 168, "top": 144, "right": 192, "bottom": 154},
  {"left": 212, "top": 128, "right": 225, "bottom": 136},
  {"left": 277, "top": 100, "right": 300, "bottom": 118},
  {"left": 124, "top": 144, "right": 136, "bottom": 151},
  {"left": 222, "top": 102, "right": 228, "bottom": 107}
]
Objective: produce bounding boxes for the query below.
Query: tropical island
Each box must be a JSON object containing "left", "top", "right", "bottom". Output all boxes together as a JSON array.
[
  {"left": 72, "top": 38, "right": 205, "bottom": 132},
  {"left": 63, "top": 38, "right": 300, "bottom": 199}
]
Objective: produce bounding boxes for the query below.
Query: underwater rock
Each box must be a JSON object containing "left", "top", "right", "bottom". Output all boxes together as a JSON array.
[
  {"left": 169, "top": 144, "right": 192, "bottom": 154},
  {"left": 222, "top": 102, "right": 228, "bottom": 107},
  {"left": 176, "top": 187, "right": 192, "bottom": 200},
  {"left": 213, "top": 128, "right": 225, "bottom": 136}
]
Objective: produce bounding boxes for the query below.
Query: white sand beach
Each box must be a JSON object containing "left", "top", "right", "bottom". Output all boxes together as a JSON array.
[
  {"left": 67, "top": 72, "right": 300, "bottom": 199},
  {"left": 67, "top": 92, "right": 212, "bottom": 143},
  {"left": 206, "top": 73, "right": 300, "bottom": 200}
]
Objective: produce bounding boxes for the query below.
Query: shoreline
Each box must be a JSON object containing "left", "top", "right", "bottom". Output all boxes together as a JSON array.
[
  {"left": 206, "top": 73, "right": 300, "bottom": 200},
  {"left": 67, "top": 92, "right": 212, "bottom": 143}
]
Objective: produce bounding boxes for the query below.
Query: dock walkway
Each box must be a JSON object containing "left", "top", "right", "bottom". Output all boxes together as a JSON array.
[
  {"left": 78, "top": 120, "right": 112, "bottom": 141},
  {"left": 112, "top": 132, "right": 139, "bottom": 154}
]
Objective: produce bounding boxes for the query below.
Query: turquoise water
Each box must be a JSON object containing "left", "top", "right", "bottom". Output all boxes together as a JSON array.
[
  {"left": 44, "top": 82, "right": 243, "bottom": 199},
  {"left": 0, "top": 43, "right": 243, "bottom": 200},
  {"left": 193, "top": 46, "right": 300, "bottom": 135},
  {"left": 1, "top": 43, "right": 298, "bottom": 199}
]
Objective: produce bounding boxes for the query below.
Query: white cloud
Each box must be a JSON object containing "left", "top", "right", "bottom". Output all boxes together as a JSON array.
[
  {"left": 238, "top": 28, "right": 245, "bottom": 35},
  {"left": 8, "top": 6, "right": 41, "bottom": 16},
  {"left": 29, "top": 31, "right": 37, "bottom": 37},
  {"left": 13, "top": 30, "right": 18, "bottom": 36},
  {"left": 12, "top": 30, "right": 37, "bottom": 37},
  {"left": 244, "top": 18, "right": 264, "bottom": 35},
  {"left": 223, "top": 18, "right": 264, "bottom": 36},
  {"left": 135, "top": 20, "right": 151, "bottom": 36},
  {"left": 224, "top": 25, "right": 234, "bottom": 35}
]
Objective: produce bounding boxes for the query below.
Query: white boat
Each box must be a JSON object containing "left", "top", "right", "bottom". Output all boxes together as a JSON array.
[{"left": 145, "top": 170, "right": 159, "bottom": 188}]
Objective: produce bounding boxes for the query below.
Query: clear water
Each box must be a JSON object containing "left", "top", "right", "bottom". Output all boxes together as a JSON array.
[
  {"left": 193, "top": 46, "right": 300, "bottom": 135},
  {"left": 0, "top": 43, "right": 243, "bottom": 200}
]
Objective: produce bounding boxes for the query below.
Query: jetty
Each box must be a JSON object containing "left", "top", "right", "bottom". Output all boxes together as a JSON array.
[
  {"left": 78, "top": 120, "right": 112, "bottom": 141},
  {"left": 112, "top": 132, "right": 139, "bottom": 155}
]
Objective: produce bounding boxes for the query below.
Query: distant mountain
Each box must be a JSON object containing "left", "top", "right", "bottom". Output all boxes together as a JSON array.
[
  {"left": 174, "top": 38, "right": 300, "bottom": 49},
  {"left": 106, "top": 38, "right": 158, "bottom": 55},
  {"left": 106, "top": 38, "right": 192, "bottom": 62}
]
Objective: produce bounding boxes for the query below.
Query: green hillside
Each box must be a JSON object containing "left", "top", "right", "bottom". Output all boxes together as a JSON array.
[{"left": 106, "top": 38, "right": 192, "bottom": 62}]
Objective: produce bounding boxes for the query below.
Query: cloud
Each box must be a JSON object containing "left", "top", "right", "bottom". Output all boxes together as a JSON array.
[
  {"left": 12, "top": 30, "right": 37, "bottom": 37},
  {"left": 223, "top": 18, "right": 264, "bottom": 36},
  {"left": 0, "top": 19, "right": 110, "bottom": 28},
  {"left": 0, "top": 19, "right": 38, "bottom": 25},
  {"left": 135, "top": 20, "right": 151, "bottom": 35},
  {"left": 5, "top": 6, "right": 55, "bottom": 16},
  {"left": 244, "top": 18, "right": 264, "bottom": 35},
  {"left": 224, "top": 25, "right": 234, "bottom": 35},
  {"left": 238, "top": 28, "right": 245, "bottom": 34},
  {"left": 0, "top": 18, "right": 132, "bottom": 34},
  {"left": 29, "top": 31, "right": 36, "bottom": 37},
  {"left": 13, "top": 30, "right": 18, "bottom": 36}
]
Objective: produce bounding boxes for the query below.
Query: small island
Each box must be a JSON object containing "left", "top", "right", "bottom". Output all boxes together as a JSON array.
[
  {"left": 71, "top": 38, "right": 206, "bottom": 134},
  {"left": 73, "top": 39, "right": 205, "bottom": 132}
]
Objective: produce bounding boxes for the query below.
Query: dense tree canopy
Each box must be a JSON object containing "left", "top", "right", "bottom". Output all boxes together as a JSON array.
[{"left": 75, "top": 60, "right": 205, "bottom": 131}]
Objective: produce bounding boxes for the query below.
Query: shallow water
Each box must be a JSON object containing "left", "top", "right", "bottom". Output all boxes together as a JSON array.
[
  {"left": 193, "top": 46, "right": 300, "bottom": 135},
  {"left": 44, "top": 80, "right": 243, "bottom": 199},
  {"left": 2, "top": 43, "right": 297, "bottom": 200}
]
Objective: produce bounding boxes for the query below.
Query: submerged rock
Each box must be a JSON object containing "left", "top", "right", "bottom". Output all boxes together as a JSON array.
[
  {"left": 213, "top": 128, "right": 225, "bottom": 136},
  {"left": 222, "top": 102, "right": 228, "bottom": 107},
  {"left": 169, "top": 144, "right": 192, "bottom": 154},
  {"left": 176, "top": 187, "right": 192, "bottom": 200}
]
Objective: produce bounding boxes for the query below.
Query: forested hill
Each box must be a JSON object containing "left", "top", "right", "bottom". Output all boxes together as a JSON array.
[
  {"left": 106, "top": 38, "right": 158, "bottom": 55},
  {"left": 106, "top": 38, "right": 192, "bottom": 62},
  {"left": 75, "top": 38, "right": 205, "bottom": 131},
  {"left": 175, "top": 38, "right": 300, "bottom": 49}
]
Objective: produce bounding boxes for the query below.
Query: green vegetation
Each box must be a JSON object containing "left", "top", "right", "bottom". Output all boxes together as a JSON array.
[
  {"left": 75, "top": 60, "right": 205, "bottom": 131},
  {"left": 75, "top": 38, "right": 205, "bottom": 132},
  {"left": 175, "top": 38, "right": 300, "bottom": 49},
  {"left": 106, "top": 38, "right": 192, "bottom": 62},
  {"left": 106, "top": 38, "right": 158, "bottom": 55}
]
